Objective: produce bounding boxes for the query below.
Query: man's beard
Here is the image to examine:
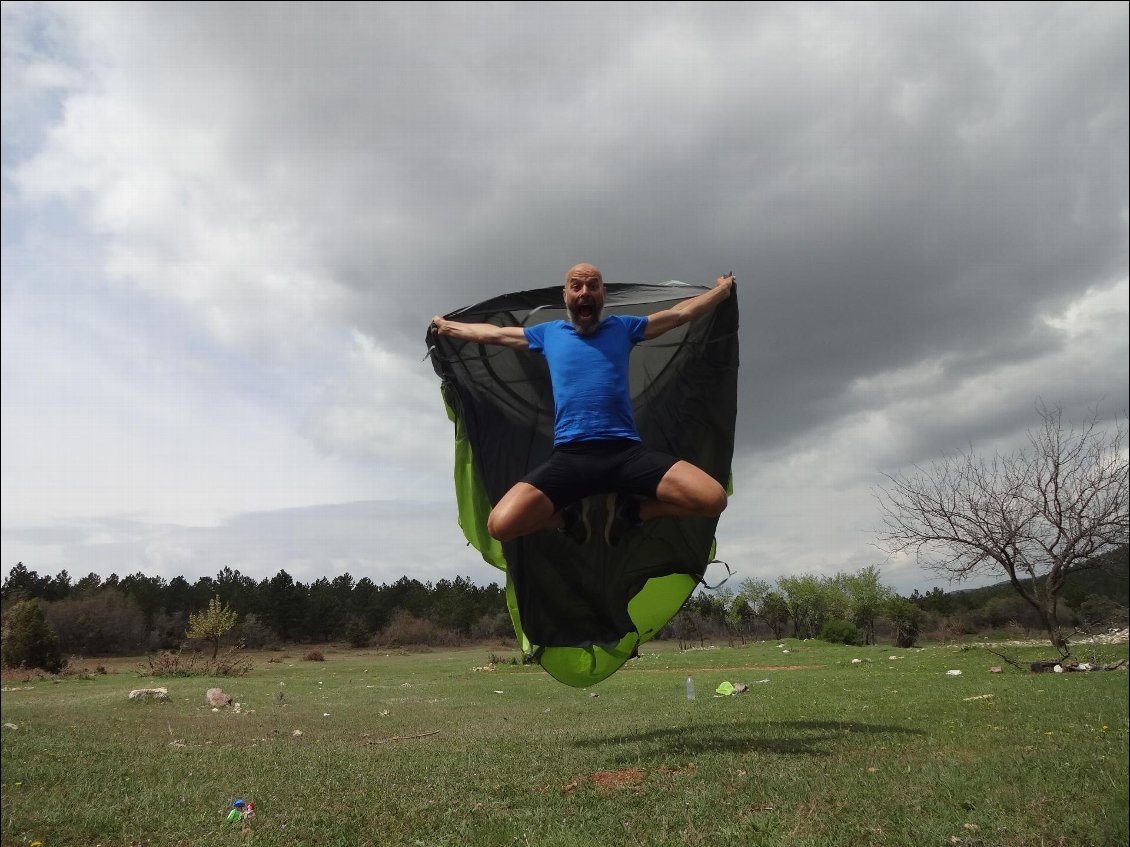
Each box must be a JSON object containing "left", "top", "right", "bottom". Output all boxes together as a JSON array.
[{"left": 567, "top": 302, "right": 603, "bottom": 336}]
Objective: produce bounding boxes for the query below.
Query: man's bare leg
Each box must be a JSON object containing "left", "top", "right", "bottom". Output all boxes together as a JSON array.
[
  {"left": 604, "top": 460, "right": 727, "bottom": 545},
  {"left": 487, "top": 482, "right": 561, "bottom": 542},
  {"left": 489, "top": 462, "right": 725, "bottom": 544},
  {"left": 642, "top": 460, "right": 728, "bottom": 519}
]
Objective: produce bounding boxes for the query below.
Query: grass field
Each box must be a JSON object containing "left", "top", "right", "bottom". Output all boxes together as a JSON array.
[{"left": 2, "top": 637, "right": 1127, "bottom": 847}]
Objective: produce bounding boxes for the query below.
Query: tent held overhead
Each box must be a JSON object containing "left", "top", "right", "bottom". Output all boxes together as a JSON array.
[{"left": 426, "top": 281, "right": 739, "bottom": 686}]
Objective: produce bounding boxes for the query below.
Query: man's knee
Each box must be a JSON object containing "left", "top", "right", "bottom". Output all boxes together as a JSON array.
[
  {"left": 680, "top": 474, "right": 727, "bottom": 516},
  {"left": 487, "top": 483, "right": 556, "bottom": 542},
  {"left": 486, "top": 509, "right": 515, "bottom": 543},
  {"left": 702, "top": 485, "right": 728, "bottom": 517},
  {"left": 657, "top": 462, "right": 728, "bottom": 517}
]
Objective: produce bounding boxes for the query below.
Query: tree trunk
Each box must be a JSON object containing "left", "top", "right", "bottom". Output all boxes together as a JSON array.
[{"left": 1037, "top": 600, "right": 1069, "bottom": 657}]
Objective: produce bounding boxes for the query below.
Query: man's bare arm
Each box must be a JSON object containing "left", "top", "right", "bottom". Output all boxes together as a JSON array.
[
  {"left": 643, "top": 274, "right": 736, "bottom": 340},
  {"left": 430, "top": 316, "right": 530, "bottom": 350}
]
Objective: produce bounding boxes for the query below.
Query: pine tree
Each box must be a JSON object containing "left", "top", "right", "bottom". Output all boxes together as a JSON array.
[{"left": 1, "top": 599, "right": 64, "bottom": 673}]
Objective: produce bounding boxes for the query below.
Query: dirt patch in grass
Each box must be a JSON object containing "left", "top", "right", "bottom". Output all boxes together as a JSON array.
[
  {"left": 591, "top": 768, "right": 647, "bottom": 790},
  {"left": 560, "top": 768, "right": 648, "bottom": 794}
]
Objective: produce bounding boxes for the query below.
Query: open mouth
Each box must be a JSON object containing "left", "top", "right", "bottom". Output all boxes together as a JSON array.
[{"left": 577, "top": 302, "right": 596, "bottom": 319}]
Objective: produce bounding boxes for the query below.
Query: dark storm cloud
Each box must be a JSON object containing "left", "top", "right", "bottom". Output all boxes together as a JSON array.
[
  {"left": 105, "top": 5, "right": 1122, "bottom": 410},
  {"left": 317, "top": 3, "right": 1125, "bottom": 462},
  {"left": 90, "top": 1, "right": 1124, "bottom": 466}
]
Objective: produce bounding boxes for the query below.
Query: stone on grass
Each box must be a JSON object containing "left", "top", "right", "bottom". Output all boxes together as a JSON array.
[
  {"left": 129, "top": 687, "right": 169, "bottom": 702},
  {"left": 206, "top": 687, "right": 232, "bottom": 707}
]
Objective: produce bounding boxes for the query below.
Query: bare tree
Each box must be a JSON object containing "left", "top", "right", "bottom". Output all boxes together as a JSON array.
[{"left": 878, "top": 403, "right": 1128, "bottom": 656}]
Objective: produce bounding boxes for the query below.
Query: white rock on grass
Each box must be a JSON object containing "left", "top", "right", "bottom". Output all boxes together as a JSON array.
[{"left": 128, "top": 687, "right": 169, "bottom": 702}]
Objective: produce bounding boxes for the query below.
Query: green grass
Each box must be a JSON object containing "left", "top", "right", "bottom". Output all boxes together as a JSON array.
[{"left": 2, "top": 638, "right": 1127, "bottom": 847}]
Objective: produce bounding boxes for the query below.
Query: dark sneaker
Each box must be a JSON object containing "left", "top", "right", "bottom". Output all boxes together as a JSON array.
[
  {"left": 603, "top": 494, "right": 642, "bottom": 546},
  {"left": 559, "top": 500, "right": 590, "bottom": 545}
]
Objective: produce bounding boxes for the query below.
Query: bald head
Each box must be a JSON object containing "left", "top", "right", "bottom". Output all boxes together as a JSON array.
[{"left": 564, "top": 263, "right": 603, "bottom": 288}]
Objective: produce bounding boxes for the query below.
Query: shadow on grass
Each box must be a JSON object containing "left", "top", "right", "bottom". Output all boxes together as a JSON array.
[{"left": 577, "top": 719, "right": 926, "bottom": 761}]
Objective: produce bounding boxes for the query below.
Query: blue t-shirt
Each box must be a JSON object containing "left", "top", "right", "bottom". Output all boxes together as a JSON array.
[{"left": 524, "top": 315, "right": 649, "bottom": 446}]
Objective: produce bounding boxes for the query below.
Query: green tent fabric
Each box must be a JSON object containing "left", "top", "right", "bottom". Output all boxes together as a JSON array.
[{"left": 426, "top": 281, "right": 739, "bottom": 686}]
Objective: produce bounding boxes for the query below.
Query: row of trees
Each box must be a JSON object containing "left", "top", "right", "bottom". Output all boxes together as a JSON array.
[
  {"left": 7, "top": 548, "right": 1125, "bottom": 671},
  {"left": 666, "top": 567, "right": 924, "bottom": 648},
  {"left": 664, "top": 553, "right": 1126, "bottom": 650},
  {"left": 1, "top": 566, "right": 509, "bottom": 658}
]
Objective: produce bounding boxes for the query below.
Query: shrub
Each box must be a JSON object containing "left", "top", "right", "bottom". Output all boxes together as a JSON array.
[
  {"left": 232, "top": 614, "right": 280, "bottom": 650},
  {"left": 304, "top": 649, "right": 325, "bottom": 662},
  {"left": 212, "top": 647, "right": 254, "bottom": 676},
  {"left": 344, "top": 617, "right": 371, "bottom": 648},
  {"left": 470, "top": 611, "right": 514, "bottom": 641},
  {"left": 375, "top": 609, "right": 463, "bottom": 648},
  {"left": 819, "top": 618, "right": 864, "bottom": 646},
  {"left": 2, "top": 599, "right": 65, "bottom": 673},
  {"left": 1076, "top": 594, "right": 1129, "bottom": 631},
  {"left": 45, "top": 590, "right": 147, "bottom": 655},
  {"left": 885, "top": 596, "right": 925, "bottom": 648},
  {"left": 139, "top": 647, "right": 253, "bottom": 677},
  {"left": 147, "top": 610, "right": 188, "bottom": 652},
  {"left": 142, "top": 650, "right": 203, "bottom": 676}
]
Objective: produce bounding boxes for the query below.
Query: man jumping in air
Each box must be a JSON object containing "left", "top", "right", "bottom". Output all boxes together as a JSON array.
[{"left": 430, "top": 263, "right": 734, "bottom": 546}]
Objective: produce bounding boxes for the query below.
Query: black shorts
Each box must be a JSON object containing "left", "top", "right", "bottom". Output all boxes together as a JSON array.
[{"left": 521, "top": 438, "right": 679, "bottom": 512}]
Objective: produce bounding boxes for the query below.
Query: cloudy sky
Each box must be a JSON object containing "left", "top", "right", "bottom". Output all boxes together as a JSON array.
[{"left": 2, "top": 2, "right": 1127, "bottom": 597}]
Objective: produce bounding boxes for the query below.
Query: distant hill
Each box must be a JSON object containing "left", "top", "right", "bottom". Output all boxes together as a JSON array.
[
  {"left": 949, "top": 546, "right": 1125, "bottom": 614},
  {"left": 948, "top": 545, "right": 1128, "bottom": 609}
]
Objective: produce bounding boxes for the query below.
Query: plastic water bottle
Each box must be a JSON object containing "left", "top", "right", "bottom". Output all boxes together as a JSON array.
[{"left": 685, "top": 675, "right": 696, "bottom": 700}]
